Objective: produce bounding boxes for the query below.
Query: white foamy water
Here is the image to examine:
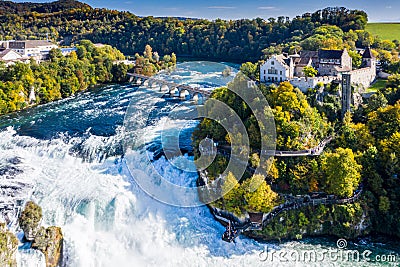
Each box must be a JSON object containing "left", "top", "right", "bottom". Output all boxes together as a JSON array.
[
  {"left": 0, "top": 62, "right": 395, "bottom": 267},
  {"left": 0, "top": 126, "right": 267, "bottom": 267},
  {"left": 3, "top": 126, "right": 388, "bottom": 267}
]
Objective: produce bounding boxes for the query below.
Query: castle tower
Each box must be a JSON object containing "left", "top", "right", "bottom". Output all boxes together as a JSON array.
[
  {"left": 341, "top": 73, "right": 352, "bottom": 118},
  {"left": 362, "top": 47, "right": 376, "bottom": 70},
  {"left": 361, "top": 47, "right": 377, "bottom": 86}
]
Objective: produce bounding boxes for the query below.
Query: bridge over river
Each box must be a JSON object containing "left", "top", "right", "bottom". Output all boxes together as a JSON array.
[{"left": 128, "top": 73, "right": 212, "bottom": 101}]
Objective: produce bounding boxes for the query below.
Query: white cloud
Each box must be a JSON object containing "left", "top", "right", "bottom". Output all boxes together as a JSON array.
[
  {"left": 258, "top": 6, "right": 276, "bottom": 10},
  {"left": 386, "top": 6, "right": 392, "bottom": 9},
  {"left": 207, "top": 6, "right": 237, "bottom": 9}
]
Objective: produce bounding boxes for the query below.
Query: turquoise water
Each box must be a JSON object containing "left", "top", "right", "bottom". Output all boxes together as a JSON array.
[{"left": 0, "top": 62, "right": 398, "bottom": 266}]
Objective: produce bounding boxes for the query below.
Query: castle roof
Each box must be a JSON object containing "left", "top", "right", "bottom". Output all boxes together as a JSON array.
[
  {"left": 290, "top": 50, "right": 317, "bottom": 66},
  {"left": 274, "top": 54, "right": 291, "bottom": 69},
  {"left": 362, "top": 47, "right": 374, "bottom": 59},
  {"left": 318, "top": 49, "right": 345, "bottom": 59},
  {"left": 299, "top": 50, "right": 318, "bottom": 59}
]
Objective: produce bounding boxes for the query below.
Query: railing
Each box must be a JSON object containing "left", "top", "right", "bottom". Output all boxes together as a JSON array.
[
  {"left": 217, "top": 136, "right": 333, "bottom": 157},
  {"left": 199, "top": 158, "right": 363, "bottom": 242}
]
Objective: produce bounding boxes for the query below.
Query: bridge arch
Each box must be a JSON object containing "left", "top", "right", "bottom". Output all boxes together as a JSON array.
[
  {"left": 160, "top": 84, "right": 169, "bottom": 92},
  {"left": 193, "top": 92, "right": 204, "bottom": 103},
  {"left": 127, "top": 73, "right": 212, "bottom": 99},
  {"left": 179, "top": 89, "right": 190, "bottom": 100},
  {"left": 150, "top": 80, "right": 159, "bottom": 88},
  {"left": 169, "top": 87, "right": 179, "bottom": 97}
]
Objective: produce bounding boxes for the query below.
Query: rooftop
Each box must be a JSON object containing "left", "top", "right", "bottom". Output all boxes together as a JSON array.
[
  {"left": 318, "top": 49, "right": 345, "bottom": 59},
  {"left": 362, "top": 47, "right": 374, "bottom": 59},
  {"left": 9, "top": 40, "right": 57, "bottom": 49}
]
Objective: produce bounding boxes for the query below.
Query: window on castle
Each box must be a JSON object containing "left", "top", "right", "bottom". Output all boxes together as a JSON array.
[
  {"left": 271, "top": 61, "right": 274, "bottom": 65},
  {"left": 268, "top": 68, "right": 278, "bottom": 74}
]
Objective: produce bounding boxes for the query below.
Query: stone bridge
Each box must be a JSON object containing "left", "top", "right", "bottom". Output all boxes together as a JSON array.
[{"left": 128, "top": 73, "right": 212, "bottom": 102}]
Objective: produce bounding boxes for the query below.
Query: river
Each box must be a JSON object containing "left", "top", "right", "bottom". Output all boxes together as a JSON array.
[{"left": 0, "top": 61, "right": 398, "bottom": 266}]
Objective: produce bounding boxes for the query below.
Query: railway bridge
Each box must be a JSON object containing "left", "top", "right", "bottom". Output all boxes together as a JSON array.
[{"left": 128, "top": 73, "right": 212, "bottom": 101}]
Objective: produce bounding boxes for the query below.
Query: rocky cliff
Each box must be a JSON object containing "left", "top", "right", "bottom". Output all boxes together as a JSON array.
[
  {"left": 0, "top": 223, "right": 18, "bottom": 267},
  {"left": 32, "top": 226, "right": 63, "bottom": 267},
  {"left": 19, "top": 201, "right": 63, "bottom": 267}
]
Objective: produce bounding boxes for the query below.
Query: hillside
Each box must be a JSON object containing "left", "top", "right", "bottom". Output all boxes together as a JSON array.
[
  {"left": 0, "top": 2, "right": 368, "bottom": 62},
  {"left": 0, "top": 0, "right": 91, "bottom": 14},
  {"left": 366, "top": 23, "right": 400, "bottom": 41}
]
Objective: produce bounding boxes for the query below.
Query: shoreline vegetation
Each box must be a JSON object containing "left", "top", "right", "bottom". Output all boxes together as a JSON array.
[
  {"left": 193, "top": 78, "right": 400, "bottom": 242},
  {"left": 0, "top": 0, "right": 399, "bottom": 252},
  {"left": 0, "top": 41, "right": 176, "bottom": 117}
]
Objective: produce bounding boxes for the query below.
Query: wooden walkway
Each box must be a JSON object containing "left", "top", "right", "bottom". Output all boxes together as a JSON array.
[
  {"left": 217, "top": 136, "right": 333, "bottom": 157},
  {"left": 217, "top": 183, "right": 364, "bottom": 242}
]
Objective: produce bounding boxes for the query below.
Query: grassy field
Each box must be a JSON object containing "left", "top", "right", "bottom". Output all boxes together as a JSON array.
[
  {"left": 367, "top": 79, "right": 387, "bottom": 93},
  {"left": 366, "top": 23, "right": 400, "bottom": 41}
]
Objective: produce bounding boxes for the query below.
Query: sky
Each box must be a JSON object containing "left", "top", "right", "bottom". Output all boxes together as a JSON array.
[{"left": 13, "top": 0, "right": 400, "bottom": 22}]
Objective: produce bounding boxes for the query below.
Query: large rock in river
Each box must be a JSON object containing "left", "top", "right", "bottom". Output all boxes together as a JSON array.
[
  {"left": 19, "top": 201, "right": 42, "bottom": 241},
  {"left": 31, "top": 226, "right": 63, "bottom": 267},
  {"left": 0, "top": 223, "right": 18, "bottom": 267}
]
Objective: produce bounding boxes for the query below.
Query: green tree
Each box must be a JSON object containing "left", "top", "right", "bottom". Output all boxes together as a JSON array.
[
  {"left": 378, "top": 196, "right": 390, "bottom": 213},
  {"left": 171, "top": 52, "right": 177, "bottom": 65},
  {"left": 49, "top": 48, "right": 63, "bottom": 61},
  {"left": 242, "top": 174, "right": 279, "bottom": 213},
  {"left": 240, "top": 62, "right": 257, "bottom": 80},
  {"left": 144, "top": 44, "right": 153, "bottom": 59},
  {"left": 111, "top": 63, "right": 129, "bottom": 83},
  {"left": 348, "top": 50, "right": 362, "bottom": 69},
  {"left": 221, "top": 172, "right": 243, "bottom": 215},
  {"left": 322, "top": 148, "right": 362, "bottom": 198},
  {"left": 303, "top": 65, "right": 318, "bottom": 77},
  {"left": 19, "top": 201, "right": 42, "bottom": 238}
]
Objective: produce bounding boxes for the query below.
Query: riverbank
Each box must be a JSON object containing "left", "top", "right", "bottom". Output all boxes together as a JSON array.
[
  {"left": 197, "top": 170, "right": 373, "bottom": 242},
  {"left": 0, "top": 41, "right": 176, "bottom": 119}
]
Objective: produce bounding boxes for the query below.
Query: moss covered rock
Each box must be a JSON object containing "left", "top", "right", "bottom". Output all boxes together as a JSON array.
[
  {"left": 18, "top": 201, "right": 63, "bottom": 267},
  {"left": 31, "top": 226, "right": 63, "bottom": 267},
  {"left": 19, "top": 201, "right": 42, "bottom": 241},
  {"left": 0, "top": 223, "right": 18, "bottom": 267}
]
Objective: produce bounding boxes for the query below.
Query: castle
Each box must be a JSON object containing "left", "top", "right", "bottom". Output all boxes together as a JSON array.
[{"left": 260, "top": 47, "right": 376, "bottom": 91}]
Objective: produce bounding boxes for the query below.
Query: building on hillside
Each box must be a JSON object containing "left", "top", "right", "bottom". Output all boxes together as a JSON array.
[
  {"left": 316, "top": 49, "right": 352, "bottom": 76},
  {"left": 0, "top": 49, "right": 29, "bottom": 66},
  {"left": 260, "top": 54, "right": 294, "bottom": 83},
  {"left": 291, "top": 51, "right": 318, "bottom": 77},
  {"left": 348, "top": 47, "right": 376, "bottom": 88},
  {"left": 260, "top": 47, "right": 376, "bottom": 91},
  {"left": 93, "top": 43, "right": 105, "bottom": 48},
  {"left": 60, "top": 47, "right": 77, "bottom": 56},
  {"left": 1, "top": 40, "right": 58, "bottom": 61}
]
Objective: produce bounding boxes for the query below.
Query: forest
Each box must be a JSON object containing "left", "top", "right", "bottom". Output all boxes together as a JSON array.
[
  {"left": 0, "top": 41, "right": 175, "bottom": 115},
  {"left": 0, "top": 0, "right": 399, "bottom": 239},
  {"left": 0, "top": 1, "right": 373, "bottom": 62},
  {"left": 193, "top": 75, "right": 400, "bottom": 239}
]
